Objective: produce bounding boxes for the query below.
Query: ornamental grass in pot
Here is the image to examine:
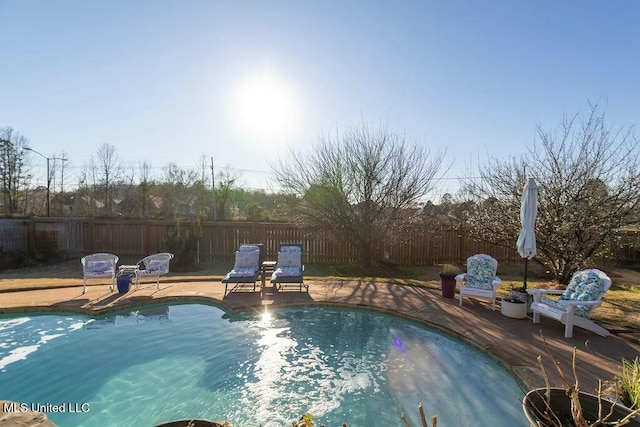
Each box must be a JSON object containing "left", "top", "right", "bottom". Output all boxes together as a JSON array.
[{"left": 439, "top": 264, "right": 460, "bottom": 298}]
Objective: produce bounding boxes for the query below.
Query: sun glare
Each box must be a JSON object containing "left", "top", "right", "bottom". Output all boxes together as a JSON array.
[{"left": 232, "top": 70, "right": 297, "bottom": 137}]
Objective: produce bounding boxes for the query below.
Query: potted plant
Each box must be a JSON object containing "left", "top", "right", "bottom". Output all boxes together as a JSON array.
[
  {"left": 499, "top": 286, "right": 528, "bottom": 319},
  {"left": 500, "top": 297, "right": 527, "bottom": 319},
  {"left": 154, "top": 420, "right": 229, "bottom": 427},
  {"left": 605, "top": 356, "right": 640, "bottom": 411},
  {"left": 522, "top": 333, "right": 640, "bottom": 426},
  {"left": 510, "top": 285, "right": 532, "bottom": 304},
  {"left": 439, "top": 264, "right": 460, "bottom": 298}
]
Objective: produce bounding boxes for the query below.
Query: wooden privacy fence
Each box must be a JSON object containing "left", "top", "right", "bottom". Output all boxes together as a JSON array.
[{"left": 1, "top": 218, "right": 639, "bottom": 266}]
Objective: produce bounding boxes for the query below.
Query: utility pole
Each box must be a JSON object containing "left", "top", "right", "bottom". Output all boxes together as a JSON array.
[
  {"left": 25, "top": 147, "right": 68, "bottom": 217},
  {"left": 210, "top": 157, "right": 217, "bottom": 221}
]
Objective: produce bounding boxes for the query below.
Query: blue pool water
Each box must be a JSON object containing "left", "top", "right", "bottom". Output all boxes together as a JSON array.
[{"left": 0, "top": 304, "right": 527, "bottom": 426}]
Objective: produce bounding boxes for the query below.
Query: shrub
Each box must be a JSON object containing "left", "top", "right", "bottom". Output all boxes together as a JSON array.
[{"left": 163, "top": 221, "right": 202, "bottom": 271}]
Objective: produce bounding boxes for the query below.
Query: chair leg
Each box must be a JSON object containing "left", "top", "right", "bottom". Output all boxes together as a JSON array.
[
  {"left": 564, "top": 322, "right": 574, "bottom": 338},
  {"left": 565, "top": 308, "right": 575, "bottom": 338},
  {"left": 83, "top": 278, "right": 87, "bottom": 294}
]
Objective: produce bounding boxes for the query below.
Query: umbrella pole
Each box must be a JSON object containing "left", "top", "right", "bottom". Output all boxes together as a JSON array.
[{"left": 523, "top": 258, "right": 529, "bottom": 290}]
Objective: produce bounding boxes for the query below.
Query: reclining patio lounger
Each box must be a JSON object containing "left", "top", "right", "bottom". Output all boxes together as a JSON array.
[
  {"left": 271, "top": 243, "right": 307, "bottom": 292},
  {"left": 221, "top": 244, "right": 263, "bottom": 295}
]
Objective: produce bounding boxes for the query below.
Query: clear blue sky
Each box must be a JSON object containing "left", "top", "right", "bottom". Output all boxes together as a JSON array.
[{"left": 1, "top": 1, "right": 638, "bottom": 200}]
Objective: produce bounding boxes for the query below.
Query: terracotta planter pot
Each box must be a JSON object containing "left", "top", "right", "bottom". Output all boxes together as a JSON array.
[
  {"left": 439, "top": 273, "right": 457, "bottom": 298},
  {"left": 522, "top": 388, "right": 640, "bottom": 426}
]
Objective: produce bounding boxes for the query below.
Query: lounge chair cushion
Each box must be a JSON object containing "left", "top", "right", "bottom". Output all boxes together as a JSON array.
[
  {"left": 273, "top": 266, "right": 302, "bottom": 278},
  {"left": 234, "top": 250, "right": 260, "bottom": 269},
  {"left": 277, "top": 251, "right": 301, "bottom": 268},
  {"left": 280, "top": 245, "right": 302, "bottom": 253},
  {"left": 87, "top": 261, "right": 113, "bottom": 274},
  {"left": 227, "top": 267, "right": 258, "bottom": 278}
]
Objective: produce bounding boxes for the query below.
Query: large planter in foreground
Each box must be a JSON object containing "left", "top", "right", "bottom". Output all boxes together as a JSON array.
[
  {"left": 522, "top": 388, "right": 640, "bottom": 427},
  {"left": 154, "top": 419, "right": 225, "bottom": 427}
]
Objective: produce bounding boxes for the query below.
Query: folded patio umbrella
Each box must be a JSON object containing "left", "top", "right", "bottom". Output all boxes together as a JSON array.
[{"left": 516, "top": 177, "right": 538, "bottom": 289}]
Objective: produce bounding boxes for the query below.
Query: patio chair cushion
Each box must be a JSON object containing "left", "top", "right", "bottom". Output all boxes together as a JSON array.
[
  {"left": 277, "top": 251, "right": 301, "bottom": 268},
  {"left": 280, "top": 245, "right": 302, "bottom": 253},
  {"left": 561, "top": 270, "right": 603, "bottom": 302},
  {"left": 87, "top": 261, "right": 113, "bottom": 274},
  {"left": 539, "top": 271, "right": 604, "bottom": 318},
  {"left": 227, "top": 267, "right": 258, "bottom": 278},
  {"left": 147, "top": 260, "right": 168, "bottom": 272},
  {"left": 234, "top": 250, "right": 260, "bottom": 269},
  {"left": 465, "top": 256, "right": 495, "bottom": 289}
]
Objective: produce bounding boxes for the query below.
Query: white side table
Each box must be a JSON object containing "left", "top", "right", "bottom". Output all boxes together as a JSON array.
[{"left": 118, "top": 265, "right": 140, "bottom": 289}]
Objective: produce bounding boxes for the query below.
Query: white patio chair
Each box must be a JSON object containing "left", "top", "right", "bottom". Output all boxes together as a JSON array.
[
  {"left": 527, "top": 268, "right": 611, "bottom": 338},
  {"left": 81, "top": 253, "right": 119, "bottom": 294},
  {"left": 455, "top": 254, "right": 502, "bottom": 310},
  {"left": 135, "top": 252, "right": 174, "bottom": 290}
]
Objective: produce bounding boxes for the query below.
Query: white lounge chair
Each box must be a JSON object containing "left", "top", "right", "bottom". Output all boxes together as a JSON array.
[
  {"left": 528, "top": 268, "right": 611, "bottom": 338},
  {"left": 135, "top": 252, "right": 174, "bottom": 290},
  {"left": 81, "top": 253, "right": 119, "bottom": 294},
  {"left": 455, "top": 254, "right": 502, "bottom": 310}
]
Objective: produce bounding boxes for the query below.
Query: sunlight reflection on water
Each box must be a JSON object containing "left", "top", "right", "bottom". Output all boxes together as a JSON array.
[{"left": 0, "top": 305, "right": 527, "bottom": 427}]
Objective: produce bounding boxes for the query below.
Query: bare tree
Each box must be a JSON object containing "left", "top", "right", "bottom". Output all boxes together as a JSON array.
[
  {"left": 138, "top": 161, "right": 154, "bottom": 218},
  {"left": 272, "top": 123, "right": 445, "bottom": 266},
  {"left": 77, "top": 143, "right": 123, "bottom": 216},
  {"left": 159, "top": 162, "right": 208, "bottom": 219},
  {"left": 0, "top": 128, "right": 29, "bottom": 215},
  {"left": 465, "top": 103, "right": 640, "bottom": 283},
  {"left": 215, "top": 167, "right": 240, "bottom": 220},
  {"left": 96, "top": 143, "right": 122, "bottom": 214}
]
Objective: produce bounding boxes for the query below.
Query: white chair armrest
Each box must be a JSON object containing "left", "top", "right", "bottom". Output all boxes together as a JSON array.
[
  {"left": 454, "top": 273, "right": 466, "bottom": 283},
  {"left": 492, "top": 277, "right": 502, "bottom": 286},
  {"left": 527, "top": 288, "right": 564, "bottom": 302},
  {"left": 527, "top": 289, "right": 565, "bottom": 296}
]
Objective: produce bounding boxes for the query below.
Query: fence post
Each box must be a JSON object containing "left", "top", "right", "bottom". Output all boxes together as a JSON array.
[
  {"left": 458, "top": 227, "right": 466, "bottom": 265},
  {"left": 27, "top": 218, "right": 35, "bottom": 255},
  {"left": 87, "top": 217, "right": 94, "bottom": 254},
  {"left": 144, "top": 219, "right": 150, "bottom": 255}
]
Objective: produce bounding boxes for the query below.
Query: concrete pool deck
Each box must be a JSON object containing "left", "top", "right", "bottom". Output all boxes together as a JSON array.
[{"left": 1, "top": 278, "right": 639, "bottom": 394}]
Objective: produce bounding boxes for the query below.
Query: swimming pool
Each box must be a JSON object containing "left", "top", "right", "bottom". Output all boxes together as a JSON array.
[{"left": 0, "top": 304, "right": 527, "bottom": 426}]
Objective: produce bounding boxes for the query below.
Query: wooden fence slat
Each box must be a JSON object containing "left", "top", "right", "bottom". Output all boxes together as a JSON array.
[{"left": 1, "top": 218, "right": 639, "bottom": 266}]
